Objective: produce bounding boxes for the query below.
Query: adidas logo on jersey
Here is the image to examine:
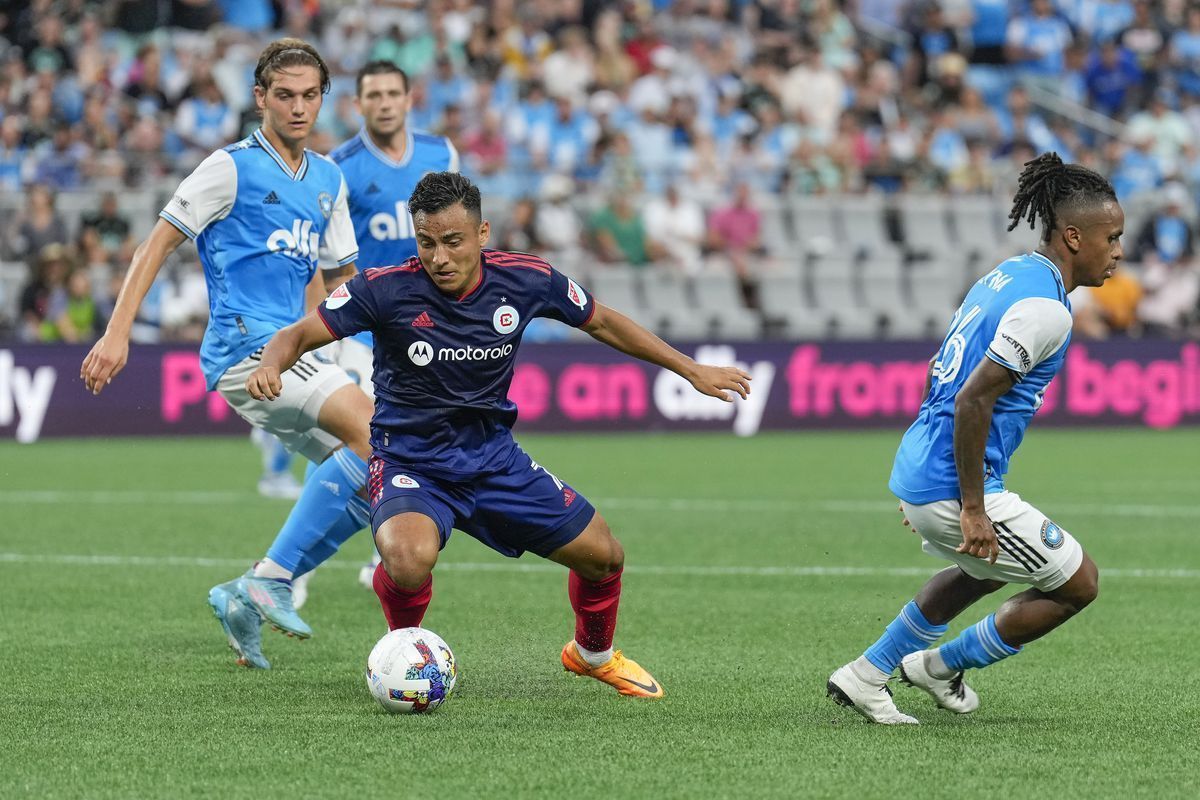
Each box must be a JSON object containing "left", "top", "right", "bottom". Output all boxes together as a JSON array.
[
  {"left": 366, "top": 182, "right": 381, "bottom": 194},
  {"left": 263, "top": 191, "right": 281, "bottom": 205},
  {"left": 267, "top": 219, "right": 321, "bottom": 261},
  {"left": 369, "top": 201, "right": 415, "bottom": 241},
  {"left": 412, "top": 311, "right": 435, "bottom": 328}
]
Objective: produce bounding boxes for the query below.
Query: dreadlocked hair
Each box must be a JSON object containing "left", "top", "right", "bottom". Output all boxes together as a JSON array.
[{"left": 1007, "top": 152, "right": 1116, "bottom": 239}]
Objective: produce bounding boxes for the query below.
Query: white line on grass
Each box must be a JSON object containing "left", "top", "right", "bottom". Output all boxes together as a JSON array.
[
  {"left": 0, "top": 552, "right": 1196, "bottom": 579},
  {"left": 3, "top": 490, "right": 1199, "bottom": 518}
]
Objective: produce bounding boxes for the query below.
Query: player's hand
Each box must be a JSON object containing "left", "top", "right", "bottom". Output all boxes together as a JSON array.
[
  {"left": 80, "top": 332, "right": 130, "bottom": 395},
  {"left": 688, "top": 364, "right": 752, "bottom": 402},
  {"left": 898, "top": 503, "right": 918, "bottom": 534},
  {"left": 957, "top": 508, "right": 1000, "bottom": 564},
  {"left": 246, "top": 366, "right": 283, "bottom": 401}
]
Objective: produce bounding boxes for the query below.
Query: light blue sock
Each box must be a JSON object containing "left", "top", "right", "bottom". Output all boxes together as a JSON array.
[
  {"left": 939, "top": 614, "right": 1021, "bottom": 671},
  {"left": 265, "top": 448, "right": 367, "bottom": 572},
  {"left": 294, "top": 496, "right": 370, "bottom": 578},
  {"left": 267, "top": 435, "right": 292, "bottom": 476},
  {"left": 863, "top": 601, "right": 949, "bottom": 675}
]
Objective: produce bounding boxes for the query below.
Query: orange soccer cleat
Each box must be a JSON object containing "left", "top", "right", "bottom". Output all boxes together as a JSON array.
[{"left": 561, "top": 641, "right": 665, "bottom": 699}]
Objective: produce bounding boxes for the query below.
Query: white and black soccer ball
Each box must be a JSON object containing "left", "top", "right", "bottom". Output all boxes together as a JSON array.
[{"left": 365, "top": 627, "right": 457, "bottom": 714}]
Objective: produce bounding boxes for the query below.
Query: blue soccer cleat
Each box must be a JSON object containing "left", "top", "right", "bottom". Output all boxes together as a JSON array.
[
  {"left": 238, "top": 575, "right": 313, "bottom": 639},
  {"left": 208, "top": 578, "right": 270, "bottom": 670}
]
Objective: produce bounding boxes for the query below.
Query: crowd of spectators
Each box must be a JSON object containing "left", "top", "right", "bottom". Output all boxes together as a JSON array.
[{"left": 2, "top": 0, "right": 1200, "bottom": 342}]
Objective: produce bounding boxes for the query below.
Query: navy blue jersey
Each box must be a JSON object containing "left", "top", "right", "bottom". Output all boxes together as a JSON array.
[{"left": 316, "top": 249, "right": 596, "bottom": 475}]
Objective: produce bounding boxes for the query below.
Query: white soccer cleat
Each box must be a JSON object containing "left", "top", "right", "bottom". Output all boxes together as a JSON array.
[
  {"left": 827, "top": 663, "right": 919, "bottom": 725},
  {"left": 257, "top": 472, "right": 303, "bottom": 500},
  {"left": 899, "top": 651, "right": 980, "bottom": 714},
  {"left": 358, "top": 551, "right": 382, "bottom": 590}
]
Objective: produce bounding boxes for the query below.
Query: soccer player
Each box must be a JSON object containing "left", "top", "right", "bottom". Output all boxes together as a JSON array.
[
  {"left": 827, "top": 153, "right": 1122, "bottom": 724},
  {"left": 327, "top": 60, "right": 459, "bottom": 588},
  {"left": 245, "top": 172, "right": 752, "bottom": 698},
  {"left": 80, "top": 39, "right": 373, "bottom": 670}
]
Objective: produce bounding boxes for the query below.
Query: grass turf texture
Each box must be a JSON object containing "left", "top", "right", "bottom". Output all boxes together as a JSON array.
[{"left": 1, "top": 430, "right": 1198, "bottom": 799}]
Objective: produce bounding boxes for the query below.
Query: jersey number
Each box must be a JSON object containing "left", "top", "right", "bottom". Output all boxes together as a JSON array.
[{"left": 932, "top": 304, "right": 982, "bottom": 385}]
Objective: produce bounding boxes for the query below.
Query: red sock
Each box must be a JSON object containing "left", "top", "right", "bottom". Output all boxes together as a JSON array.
[
  {"left": 372, "top": 562, "right": 432, "bottom": 630},
  {"left": 568, "top": 568, "right": 622, "bottom": 652}
]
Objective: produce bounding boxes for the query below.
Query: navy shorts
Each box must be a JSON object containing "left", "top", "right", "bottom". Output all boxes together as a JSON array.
[{"left": 367, "top": 447, "right": 596, "bottom": 559}]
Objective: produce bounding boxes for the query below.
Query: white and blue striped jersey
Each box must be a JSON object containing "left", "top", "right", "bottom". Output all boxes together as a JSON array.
[
  {"left": 890, "top": 252, "right": 1073, "bottom": 504},
  {"left": 160, "top": 129, "right": 358, "bottom": 388}
]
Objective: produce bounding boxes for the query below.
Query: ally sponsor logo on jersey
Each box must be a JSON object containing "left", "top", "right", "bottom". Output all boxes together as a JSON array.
[
  {"left": 268, "top": 219, "right": 322, "bottom": 261},
  {"left": 369, "top": 201, "right": 416, "bottom": 241}
]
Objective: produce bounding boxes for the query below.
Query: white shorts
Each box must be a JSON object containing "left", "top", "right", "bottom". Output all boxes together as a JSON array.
[
  {"left": 900, "top": 491, "right": 1084, "bottom": 592},
  {"left": 216, "top": 348, "right": 354, "bottom": 463},
  {"left": 335, "top": 337, "right": 375, "bottom": 399}
]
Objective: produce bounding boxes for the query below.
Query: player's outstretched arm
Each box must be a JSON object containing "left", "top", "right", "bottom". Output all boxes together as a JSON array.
[
  {"left": 81, "top": 220, "right": 187, "bottom": 395},
  {"left": 953, "top": 358, "right": 1017, "bottom": 564},
  {"left": 246, "top": 312, "right": 337, "bottom": 401},
  {"left": 581, "top": 302, "right": 751, "bottom": 402}
]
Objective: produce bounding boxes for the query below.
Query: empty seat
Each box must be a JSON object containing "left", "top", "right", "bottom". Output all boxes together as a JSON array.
[
  {"left": 899, "top": 195, "right": 954, "bottom": 259},
  {"left": 588, "top": 267, "right": 657, "bottom": 331},
  {"left": 640, "top": 269, "right": 710, "bottom": 340},
  {"left": 950, "top": 195, "right": 1003, "bottom": 259},
  {"left": 790, "top": 194, "right": 841, "bottom": 257},
  {"left": 837, "top": 194, "right": 899, "bottom": 259},
  {"left": 692, "top": 272, "right": 761, "bottom": 340},
  {"left": 758, "top": 270, "right": 830, "bottom": 339},
  {"left": 810, "top": 257, "right": 877, "bottom": 339}
]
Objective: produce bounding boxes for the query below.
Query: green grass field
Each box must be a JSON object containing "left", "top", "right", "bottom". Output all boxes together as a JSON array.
[{"left": 2, "top": 430, "right": 1198, "bottom": 798}]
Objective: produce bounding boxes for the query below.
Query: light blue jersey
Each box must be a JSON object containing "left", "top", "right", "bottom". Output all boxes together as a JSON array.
[
  {"left": 328, "top": 128, "right": 459, "bottom": 269},
  {"left": 890, "top": 252, "right": 1074, "bottom": 504},
  {"left": 327, "top": 128, "right": 458, "bottom": 348},
  {"left": 160, "top": 129, "right": 359, "bottom": 388}
]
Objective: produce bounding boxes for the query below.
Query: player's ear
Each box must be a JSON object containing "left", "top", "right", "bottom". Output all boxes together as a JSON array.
[
  {"left": 253, "top": 85, "right": 266, "bottom": 113},
  {"left": 1062, "top": 224, "right": 1082, "bottom": 254},
  {"left": 478, "top": 219, "right": 490, "bottom": 247}
]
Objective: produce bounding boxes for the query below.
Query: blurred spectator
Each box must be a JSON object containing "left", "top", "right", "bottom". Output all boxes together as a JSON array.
[
  {"left": 42, "top": 267, "right": 99, "bottom": 342},
  {"left": 780, "top": 45, "right": 844, "bottom": 143},
  {"left": 542, "top": 27, "right": 594, "bottom": 101},
  {"left": 80, "top": 192, "right": 133, "bottom": 261},
  {"left": 1006, "top": 0, "right": 1073, "bottom": 84},
  {"left": 215, "top": 0, "right": 275, "bottom": 34},
  {"left": 30, "top": 123, "right": 86, "bottom": 189},
  {"left": 535, "top": 174, "right": 584, "bottom": 263},
  {"left": 1085, "top": 40, "right": 1142, "bottom": 118},
  {"left": 1171, "top": 5, "right": 1200, "bottom": 99},
  {"left": 1111, "top": 134, "right": 1163, "bottom": 200},
  {"left": 5, "top": 184, "right": 68, "bottom": 260},
  {"left": 175, "top": 77, "right": 239, "bottom": 158},
  {"left": 643, "top": 183, "right": 705, "bottom": 273},
  {"left": 589, "top": 192, "right": 661, "bottom": 267},
  {"left": 1117, "top": 0, "right": 1166, "bottom": 80},
  {"left": 707, "top": 183, "right": 765, "bottom": 282},
  {"left": 0, "top": 116, "right": 28, "bottom": 190},
  {"left": 18, "top": 243, "right": 70, "bottom": 342},
  {"left": 1126, "top": 88, "right": 1191, "bottom": 174},
  {"left": 1133, "top": 184, "right": 1200, "bottom": 334},
  {"left": 496, "top": 198, "right": 543, "bottom": 253}
]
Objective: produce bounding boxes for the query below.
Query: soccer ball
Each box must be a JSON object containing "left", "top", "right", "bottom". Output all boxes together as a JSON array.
[{"left": 365, "top": 627, "right": 457, "bottom": 714}]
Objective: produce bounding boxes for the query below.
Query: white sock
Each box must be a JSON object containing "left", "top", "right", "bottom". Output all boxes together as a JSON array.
[
  {"left": 253, "top": 558, "right": 294, "bottom": 581},
  {"left": 924, "top": 648, "right": 956, "bottom": 680},
  {"left": 850, "top": 655, "right": 891, "bottom": 686},
  {"left": 576, "top": 643, "right": 613, "bottom": 667}
]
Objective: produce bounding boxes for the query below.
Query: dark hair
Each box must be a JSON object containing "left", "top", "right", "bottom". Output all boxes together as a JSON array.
[
  {"left": 255, "top": 38, "right": 331, "bottom": 94},
  {"left": 356, "top": 60, "right": 409, "bottom": 95},
  {"left": 1007, "top": 152, "right": 1117, "bottom": 238},
  {"left": 409, "top": 172, "right": 482, "bottom": 221}
]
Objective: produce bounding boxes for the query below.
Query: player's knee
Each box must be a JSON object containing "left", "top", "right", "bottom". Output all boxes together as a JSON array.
[
  {"left": 377, "top": 520, "right": 438, "bottom": 589},
  {"left": 575, "top": 516, "right": 623, "bottom": 582},
  {"left": 1059, "top": 556, "right": 1099, "bottom": 614}
]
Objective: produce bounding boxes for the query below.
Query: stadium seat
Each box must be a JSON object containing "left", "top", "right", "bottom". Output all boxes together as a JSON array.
[
  {"left": 898, "top": 195, "right": 954, "bottom": 261},
  {"left": 639, "top": 269, "right": 711, "bottom": 340},
  {"left": 691, "top": 271, "right": 761, "bottom": 341},
  {"left": 757, "top": 269, "right": 831, "bottom": 339},
  {"left": 837, "top": 194, "right": 900, "bottom": 260},
  {"left": 809, "top": 256, "right": 877, "bottom": 339},
  {"left": 588, "top": 267, "right": 657, "bottom": 331},
  {"left": 949, "top": 195, "right": 1003, "bottom": 261},
  {"left": 789, "top": 194, "right": 842, "bottom": 258}
]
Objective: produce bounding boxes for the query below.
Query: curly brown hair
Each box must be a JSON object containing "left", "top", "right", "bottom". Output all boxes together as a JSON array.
[{"left": 254, "top": 38, "right": 330, "bottom": 95}]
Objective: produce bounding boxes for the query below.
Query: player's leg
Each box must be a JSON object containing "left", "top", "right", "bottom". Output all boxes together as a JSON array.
[
  {"left": 828, "top": 499, "right": 1007, "bottom": 723},
  {"left": 252, "top": 428, "right": 302, "bottom": 500},
  {"left": 210, "top": 352, "right": 369, "bottom": 642},
  {"left": 372, "top": 512, "right": 441, "bottom": 630},
  {"left": 902, "top": 494, "right": 1093, "bottom": 709},
  {"left": 547, "top": 513, "right": 662, "bottom": 699}
]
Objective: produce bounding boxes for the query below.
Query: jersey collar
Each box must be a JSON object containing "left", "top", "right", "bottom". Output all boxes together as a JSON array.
[
  {"left": 358, "top": 127, "right": 414, "bottom": 169},
  {"left": 253, "top": 128, "right": 310, "bottom": 181},
  {"left": 1029, "top": 250, "right": 1065, "bottom": 287}
]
